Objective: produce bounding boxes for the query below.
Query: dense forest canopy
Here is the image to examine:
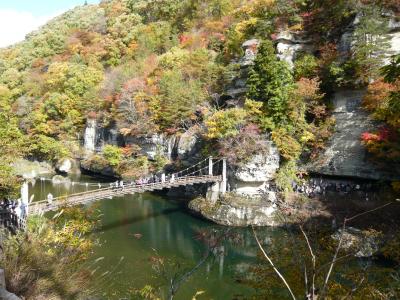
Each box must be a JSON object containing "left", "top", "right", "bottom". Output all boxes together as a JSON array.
[{"left": 0, "top": 0, "right": 399, "bottom": 196}]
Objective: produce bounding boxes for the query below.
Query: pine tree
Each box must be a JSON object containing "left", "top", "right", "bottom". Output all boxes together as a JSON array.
[
  {"left": 247, "top": 40, "right": 294, "bottom": 128},
  {"left": 352, "top": 2, "right": 390, "bottom": 82}
]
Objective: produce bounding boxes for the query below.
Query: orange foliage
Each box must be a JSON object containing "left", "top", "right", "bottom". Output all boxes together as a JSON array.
[{"left": 363, "top": 79, "right": 396, "bottom": 114}]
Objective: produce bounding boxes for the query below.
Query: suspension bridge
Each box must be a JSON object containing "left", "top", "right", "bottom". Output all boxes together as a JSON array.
[{"left": 0, "top": 157, "right": 227, "bottom": 231}]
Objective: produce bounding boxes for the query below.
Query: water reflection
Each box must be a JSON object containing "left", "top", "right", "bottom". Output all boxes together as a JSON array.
[{"left": 30, "top": 175, "right": 258, "bottom": 299}]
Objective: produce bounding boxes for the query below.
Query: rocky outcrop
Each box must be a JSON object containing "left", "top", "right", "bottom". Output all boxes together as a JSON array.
[
  {"left": 275, "top": 31, "right": 314, "bottom": 68},
  {"left": 338, "top": 13, "right": 400, "bottom": 64},
  {"left": 189, "top": 194, "right": 279, "bottom": 227},
  {"left": 307, "top": 89, "right": 400, "bottom": 180},
  {"left": 125, "top": 133, "right": 179, "bottom": 160},
  {"left": 223, "top": 39, "right": 259, "bottom": 105},
  {"left": 55, "top": 158, "right": 80, "bottom": 174},
  {"left": 229, "top": 141, "right": 280, "bottom": 196},
  {"left": 332, "top": 227, "right": 382, "bottom": 258}
]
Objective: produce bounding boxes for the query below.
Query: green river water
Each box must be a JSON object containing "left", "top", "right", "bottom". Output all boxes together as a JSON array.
[{"left": 30, "top": 174, "right": 399, "bottom": 300}]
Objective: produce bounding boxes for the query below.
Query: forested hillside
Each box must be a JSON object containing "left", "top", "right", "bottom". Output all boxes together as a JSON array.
[{"left": 0, "top": 0, "right": 399, "bottom": 196}]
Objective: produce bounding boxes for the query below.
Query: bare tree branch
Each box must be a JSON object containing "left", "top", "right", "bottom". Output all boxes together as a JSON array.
[{"left": 252, "top": 226, "right": 297, "bottom": 300}]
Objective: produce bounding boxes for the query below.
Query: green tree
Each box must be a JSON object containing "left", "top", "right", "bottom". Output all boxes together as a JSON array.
[
  {"left": 351, "top": 2, "right": 390, "bottom": 83},
  {"left": 155, "top": 69, "right": 207, "bottom": 129},
  {"left": 103, "top": 144, "right": 123, "bottom": 167},
  {"left": 247, "top": 40, "right": 294, "bottom": 129}
]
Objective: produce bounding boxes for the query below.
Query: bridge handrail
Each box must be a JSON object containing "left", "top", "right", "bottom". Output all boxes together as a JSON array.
[
  {"left": 29, "top": 156, "right": 225, "bottom": 208},
  {"left": 29, "top": 175, "right": 222, "bottom": 207}
]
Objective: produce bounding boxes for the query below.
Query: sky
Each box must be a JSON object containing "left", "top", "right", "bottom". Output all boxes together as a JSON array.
[{"left": 0, "top": 0, "right": 100, "bottom": 48}]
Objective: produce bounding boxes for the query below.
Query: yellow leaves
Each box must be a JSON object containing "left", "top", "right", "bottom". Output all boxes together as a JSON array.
[
  {"left": 205, "top": 108, "right": 247, "bottom": 139},
  {"left": 234, "top": 17, "right": 258, "bottom": 39},
  {"left": 235, "top": 0, "right": 275, "bottom": 17},
  {"left": 299, "top": 131, "right": 315, "bottom": 143},
  {"left": 158, "top": 47, "right": 190, "bottom": 69},
  {"left": 289, "top": 23, "right": 303, "bottom": 31},
  {"left": 271, "top": 128, "right": 302, "bottom": 160}
]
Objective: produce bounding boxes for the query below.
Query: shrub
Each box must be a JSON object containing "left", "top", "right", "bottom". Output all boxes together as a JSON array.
[
  {"left": 103, "top": 144, "right": 123, "bottom": 167},
  {"left": 294, "top": 54, "right": 319, "bottom": 80},
  {"left": 1, "top": 207, "right": 99, "bottom": 299},
  {"left": 81, "top": 154, "right": 110, "bottom": 172},
  {"left": 30, "top": 135, "right": 70, "bottom": 162},
  {"left": 118, "top": 155, "right": 149, "bottom": 179},
  {"left": 205, "top": 108, "right": 247, "bottom": 139},
  {"left": 271, "top": 128, "right": 302, "bottom": 161}
]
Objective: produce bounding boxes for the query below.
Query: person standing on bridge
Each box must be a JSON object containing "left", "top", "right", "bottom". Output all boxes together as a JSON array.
[
  {"left": 120, "top": 180, "right": 124, "bottom": 190},
  {"left": 47, "top": 193, "right": 53, "bottom": 205}
]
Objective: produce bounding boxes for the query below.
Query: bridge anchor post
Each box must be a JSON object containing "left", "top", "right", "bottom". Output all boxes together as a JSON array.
[
  {"left": 220, "top": 158, "right": 227, "bottom": 195},
  {"left": 209, "top": 157, "right": 213, "bottom": 176}
]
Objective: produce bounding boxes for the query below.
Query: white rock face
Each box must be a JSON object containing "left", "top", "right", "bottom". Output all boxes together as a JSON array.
[
  {"left": 84, "top": 119, "right": 97, "bottom": 152},
  {"left": 275, "top": 31, "right": 313, "bottom": 68},
  {"left": 58, "top": 158, "right": 72, "bottom": 173},
  {"left": 339, "top": 15, "right": 400, "bottom": 64},
  {"left": 126, "top": 133, "right": 179, "bottom": 160},
  {"left": 388, "top": 31, "right": 400, "bottom": 56},
  {"left": 234, "top": 146, "right": 280, "bottom": 182},
  {"left": 230, "top": 141, "right": 280, "bottom": 196}
]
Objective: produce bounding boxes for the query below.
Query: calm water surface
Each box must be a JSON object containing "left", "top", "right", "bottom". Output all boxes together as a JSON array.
[
  {"left": 30, "top": 175, "right": 260, "bottom": 299},
  {"left": 29, "top": 174, "right": 399, "bottom": 299}
]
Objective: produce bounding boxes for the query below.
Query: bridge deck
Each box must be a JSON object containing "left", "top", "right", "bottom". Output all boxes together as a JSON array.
[{"left": 29, "top": 175, "right": 222, "bottom": 214}]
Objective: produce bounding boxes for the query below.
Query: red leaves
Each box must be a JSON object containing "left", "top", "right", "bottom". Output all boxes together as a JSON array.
[{"left": 361, "top": 127, "right": 397, "bottom": 143}]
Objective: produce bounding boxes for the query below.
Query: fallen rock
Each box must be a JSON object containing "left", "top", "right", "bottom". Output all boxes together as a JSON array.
[
  {"left": 189, "top": 193, "right": 279, "bottom": 227},
  {"left": 56, "top": 158, "right": 80, "bottom": 174},
  {"left": 332, "top": 227, "right": 382, "bottom": 258},
  {"left": 51, "top": 175, "right": 72, "bottom": 185}
]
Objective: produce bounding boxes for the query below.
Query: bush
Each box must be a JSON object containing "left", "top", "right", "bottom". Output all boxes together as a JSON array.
[
  {"left": 1, "top": 207, "right": 99, "bottom": 299},
  {"left": 205, "top": 108, "right": 247, "bottom": 139},
  {"left": 30, "top": 135, "right": 70, "bottom": 162},
  {"left": 81, "top": 154, "right": 110, "bottom": 172},
  {"left": 118, "top": 155, "right": 149, "bottom": 179},
  {"left": 103, "top": 144, "right": 123, "bottom": 167},
  {"left": 294, "top": 54, "right": 319, "bottom": 80}
]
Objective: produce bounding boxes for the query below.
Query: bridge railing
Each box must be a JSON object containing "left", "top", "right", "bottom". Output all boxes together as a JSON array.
[{"left": 28, "top": 157, "right": 225, "bottom": 213}]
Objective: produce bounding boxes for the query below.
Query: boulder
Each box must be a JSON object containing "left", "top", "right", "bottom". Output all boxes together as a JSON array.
[
  {"left": 189, "top": 194, "right": 279, "bottom": 227},
  {"left": 332, "top": 227, "right": 382, "bottom": 258},
  {"left": 56, "top": 158, "right": 80, "bottom": 174},
  {"left": 51, "top": 175, "right": 71, "bottom": 185}
]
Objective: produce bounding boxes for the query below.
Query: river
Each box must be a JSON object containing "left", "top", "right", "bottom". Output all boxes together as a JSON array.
[{"left": 29, "top": 174, "right": 399, "bottom": 299}]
